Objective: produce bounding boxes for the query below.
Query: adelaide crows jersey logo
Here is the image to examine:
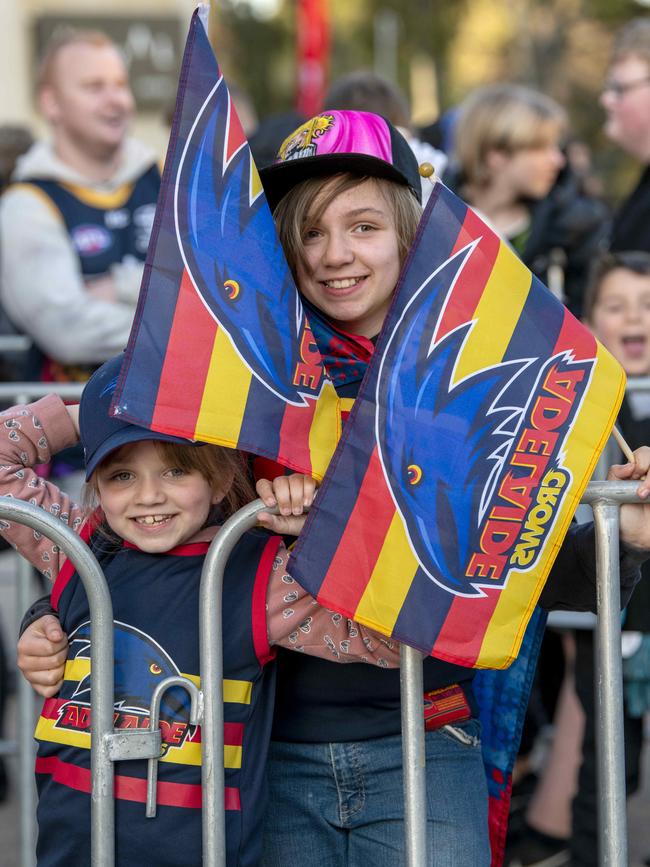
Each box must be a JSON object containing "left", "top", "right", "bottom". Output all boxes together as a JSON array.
[{"left": 53, "top": 620, "right": 195, "bottom": 755}]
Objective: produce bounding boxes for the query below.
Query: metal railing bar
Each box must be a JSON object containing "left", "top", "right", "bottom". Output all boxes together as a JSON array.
[{"left": 0, "top": 498, "right": 115, "bottom": 867}]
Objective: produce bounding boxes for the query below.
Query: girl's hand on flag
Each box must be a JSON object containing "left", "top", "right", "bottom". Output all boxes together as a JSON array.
[
  {"left": 256, "top": 473, "right": 318, "bottom": 535},
  {"left": 610, "top": 446, "right": 650, "bottom": 551}
]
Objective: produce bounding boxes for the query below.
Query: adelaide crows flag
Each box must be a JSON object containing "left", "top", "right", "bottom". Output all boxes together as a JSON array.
[
  {"left": 112, "top": 9, "right": 339, "bottom": 480},
  {"left": 288, "top": 182, "right": 625, "bottom": 668}
]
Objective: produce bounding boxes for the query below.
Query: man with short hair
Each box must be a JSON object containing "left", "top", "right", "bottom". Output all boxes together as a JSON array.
[
  {"left": 0, "top": 31, "right": 160, "bottom": 381},
  {"left": 601, "top": 17, "right": 650, "bottom": 251}
]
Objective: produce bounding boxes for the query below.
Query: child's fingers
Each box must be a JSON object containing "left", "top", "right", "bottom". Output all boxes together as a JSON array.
[
  {"left": 286, "top": 474, "right": 311, "bottom": 514},
  {"left": 17, "top": 647, "right": 68, "bottom": 673},
  {"left": 302, "top": 475, "right": 318, "bottom": 507},
  {"left": 17, "top": 630, "right": 68, "bottom": 660},
  {"left": 258, "top": 512, "right": 307, "bottom": 536},
  {"left": 27, "top": 668, "right": 65, "bottom": 698},
  {"left": 270, "top": 477, "right": 294, "bottom": 516},
  {"left": 41, "top": 614, "right": 64, "bottom": 644},
  {"left": 255, "top": 478, "right": 277, "bottom": 508}
]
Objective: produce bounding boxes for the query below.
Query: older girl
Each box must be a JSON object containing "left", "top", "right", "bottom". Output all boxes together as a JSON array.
[{"left": 254, "top": 109, "right": 650, "bottom": 866}]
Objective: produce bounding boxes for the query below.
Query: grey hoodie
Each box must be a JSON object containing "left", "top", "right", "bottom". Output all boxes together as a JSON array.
[{"left": 0, "top": 138, "right": 158, "bottom": 365}]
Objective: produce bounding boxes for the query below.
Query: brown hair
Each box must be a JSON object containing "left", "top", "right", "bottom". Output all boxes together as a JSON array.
[
  {"left": 38, "top": 30, "right": 120, "bottom": 90},
  {"left": 583, "top": 250, "right": 650, "bottom": 323},
  {"left": 325, "top": 71, "right": 411, "bottom": 130},
  {"left": 455, "top": 83, "right": 567, "bottom": 189},
  {"left": 273, "top": 172, "right": 422, "bottom": 281},
  {"left": 611, "top": 18, "right": 650, "bottom": 68},
  {"left": 84, "top": 440, "right": 254, "bottom": 538}
]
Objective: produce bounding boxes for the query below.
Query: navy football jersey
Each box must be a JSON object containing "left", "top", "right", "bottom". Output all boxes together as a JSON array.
[{"left": 35, "top": 526, "right": 280, "bottom": 867}]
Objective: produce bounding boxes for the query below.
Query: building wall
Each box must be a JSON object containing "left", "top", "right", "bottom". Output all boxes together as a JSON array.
[{"left": 0, "top": 0, "right": 197, "bottom": 158}]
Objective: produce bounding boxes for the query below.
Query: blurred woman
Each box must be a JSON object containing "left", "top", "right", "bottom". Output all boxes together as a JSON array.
[{"left": 451, "top": 83, "right": 609, "bottom": 316}]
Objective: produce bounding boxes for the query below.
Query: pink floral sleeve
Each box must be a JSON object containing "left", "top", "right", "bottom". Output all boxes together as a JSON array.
[
  {"left": 266, "top": 544, "right": 400, "bottom": 667},
  {"left": 0, "top": 395, "right": 85, "bottom": 581}
]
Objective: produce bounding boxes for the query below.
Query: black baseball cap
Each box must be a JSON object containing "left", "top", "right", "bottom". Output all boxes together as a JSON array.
[
  {"left": 80, "top": 355, "right": 196, "bottom": 480},
  {"left": 259, "top": 109, "right": 422, "bottom": 212}
]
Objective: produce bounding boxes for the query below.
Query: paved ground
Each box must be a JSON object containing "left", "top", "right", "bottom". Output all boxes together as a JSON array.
[{"left": 0, "top": 550, "right": 649, "bottom": 866}]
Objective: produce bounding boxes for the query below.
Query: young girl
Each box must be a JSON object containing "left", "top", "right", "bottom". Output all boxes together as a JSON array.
[
  {"left": 21, "top": 113, "right": 650, "bottom": 867},
  {"left": 8, "top": 352, "right": 399, "bottom": 867}
]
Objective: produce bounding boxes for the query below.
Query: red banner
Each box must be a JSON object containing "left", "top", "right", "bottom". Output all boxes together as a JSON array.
[{"left": 296, "top": 0, "right": 330, "bottom": 117}]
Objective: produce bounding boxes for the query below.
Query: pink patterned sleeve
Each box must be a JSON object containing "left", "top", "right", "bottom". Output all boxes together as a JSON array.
[
  {"left": 266, "top": 543, "right": 400, "bottom": 667},
  {"left": 0, "top": 395, "right": 86, "bottom": 581}
]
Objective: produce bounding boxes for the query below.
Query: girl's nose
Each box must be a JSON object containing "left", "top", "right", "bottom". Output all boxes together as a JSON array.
[
  {"left": 135, "top": 476, "right": 165, "bottom": 504},
  {"left": 322, "top": 231, "right": 354, "bottom": 267}
]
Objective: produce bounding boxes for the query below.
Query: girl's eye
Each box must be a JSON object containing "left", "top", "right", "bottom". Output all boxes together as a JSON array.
[
  {"left": 302, "top": 228, "right": 321, "bottom": 241},
  {"left": 111, "top": 471, "right": 133, "bottom": 482},
  {"left": 355, "top": 223, "right": 375, "bottom": 232},
  {"left": 165, "top": 467, "right": 185, "bottom": 478}
]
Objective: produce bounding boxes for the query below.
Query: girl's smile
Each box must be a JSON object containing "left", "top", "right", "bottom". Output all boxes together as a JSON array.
[
  {"left": 296, "top": 180, "right": 401, "bottom": 338},
  {"left": 95, "top": 440, "right": 222, "bottom": 553}
]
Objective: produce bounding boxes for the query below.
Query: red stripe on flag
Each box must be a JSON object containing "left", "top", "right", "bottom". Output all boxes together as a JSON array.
[
  {"left": 152, "top": 269, "right": 216, "bottom": 433},
  {"left": 35, "top": 755, "right": 241, "bottom": 810},
  {"left": 436, "top": 209, "right": 500, "bottom": 341},
  {"left": 317, "top": 447, "right": 396, "bottom": 614},
  {"left": 431, "top": 587, "right": 502, "bottom": 667},
  {"left": 277, "top": 402, "right": 313, "bottom": 475},
  {"left": 226, "top": 99, "right": 246, "bottom": 163},
  {"left": 552, "top": 307, "right": 597, "bottom": 361}
]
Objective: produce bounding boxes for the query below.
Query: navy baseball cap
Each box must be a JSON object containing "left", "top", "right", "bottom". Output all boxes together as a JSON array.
[
  {"left": 80, "top": 355, "right": 195, "bottom": 480},
  {"left": 259, "top": 110, "right": 422, "bottom": 212}
]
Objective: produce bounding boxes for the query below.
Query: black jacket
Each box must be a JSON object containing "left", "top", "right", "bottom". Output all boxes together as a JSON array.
[{"left": 610, "top": 165, "right": 650, "bottom": 253}]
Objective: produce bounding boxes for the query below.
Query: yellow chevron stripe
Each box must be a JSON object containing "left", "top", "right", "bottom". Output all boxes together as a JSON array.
[
  {"left": 339, "top": 398, "right": 355, "bottom": 413},
  {"left": 250, "top": 160, "right": 263, "bottom": 201},
  {"left": 354, "top": 510, "right": 418, "bottom": 635},
  {"left": 63, "top": 661, "right": 252, "bottom": 705},
  {"left": 60, "top": 181, "right": 136, "bottom": 209},
  {"left": 454, "top": 244, "right": 531, "bottom": 383},
  {"left": 196, "top": 326, "right": 252, "bottom": 444},
  {"left": 34, "top": 718, "right": 242, "bottom": 767},
  {"left": 476, "top": 343, "right": 625, "bottom": 668},
  {"left": 308, "top": 380, "right": 342, "bottom": 481}
]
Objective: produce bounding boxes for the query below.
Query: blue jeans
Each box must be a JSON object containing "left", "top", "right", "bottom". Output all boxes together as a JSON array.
[{"left": 261, "top": 720, "right": 490, "bottom": 867}]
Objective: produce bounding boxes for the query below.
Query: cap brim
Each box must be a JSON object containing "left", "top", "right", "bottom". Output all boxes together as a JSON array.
[
  {"left": 84, "top": 427, "right": 196, "bottom": 480},
  {"left": 260, "top": 153, "right": 415, "bottom": 212}
]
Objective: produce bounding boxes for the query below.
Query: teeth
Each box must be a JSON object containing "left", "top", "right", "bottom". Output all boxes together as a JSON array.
[
  {"left": 324, "top": 278, "right": 361, "bottom": 289},
  {"left": 136, "top": 515, "right": 169, "bottom": 525}
]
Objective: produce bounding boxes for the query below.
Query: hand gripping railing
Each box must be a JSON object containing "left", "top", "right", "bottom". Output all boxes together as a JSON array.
[{"left": 0, "top": 497, "right": 116, "bottom": 867}]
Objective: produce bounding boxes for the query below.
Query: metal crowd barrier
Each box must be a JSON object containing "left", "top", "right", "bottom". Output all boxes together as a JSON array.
[
  {"left": 0, "top": 371, "right": 648, "bottom": 865},
  {"left": 0, "top": 382, "right": 84, "bottom": 867},
  {"left": 4, "top": 487, "right": 645, "bottom": 867}
]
